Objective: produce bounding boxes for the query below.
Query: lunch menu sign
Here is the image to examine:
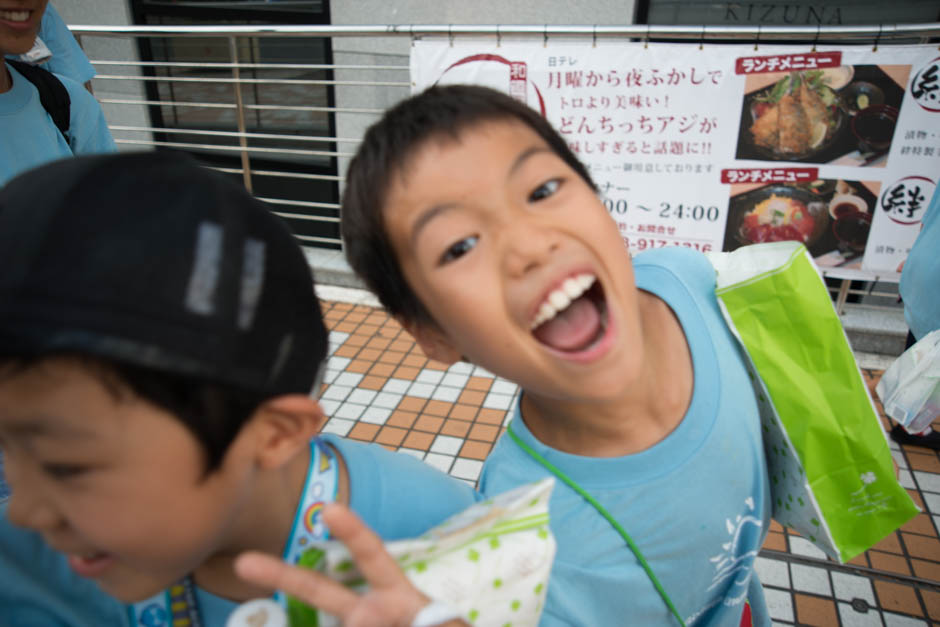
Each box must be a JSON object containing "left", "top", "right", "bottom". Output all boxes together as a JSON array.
[{"left": 411, "top": 41, "right": 940, "bottom": 279}]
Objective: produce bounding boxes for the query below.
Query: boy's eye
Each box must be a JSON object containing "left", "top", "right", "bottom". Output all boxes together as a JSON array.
[
  {"left": 529, "top": 179, "right": 561, "bottom": 202},
  {"left": 43, "top": 464, "right": 88, "bottom": 480},
  {"left": 439, "top": 235, "right": 478, "bottom": 265}
]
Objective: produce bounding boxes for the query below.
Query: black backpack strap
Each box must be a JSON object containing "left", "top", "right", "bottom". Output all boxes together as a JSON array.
[{"left": 6, "top": 58, "right": 71, "bottom": 143}]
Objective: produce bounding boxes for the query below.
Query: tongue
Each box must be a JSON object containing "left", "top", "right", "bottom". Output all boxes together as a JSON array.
[{"left": 533, "top": 295, "right": 602, "bottom": 352}]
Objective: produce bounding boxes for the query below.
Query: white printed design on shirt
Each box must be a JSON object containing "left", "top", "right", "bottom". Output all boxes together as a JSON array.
[{"left": 707, "top": 496, "right": 762, "bottom": 605}]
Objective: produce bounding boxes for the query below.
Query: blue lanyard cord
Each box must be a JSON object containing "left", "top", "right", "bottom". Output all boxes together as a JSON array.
[{"left": 506, "top": 421, "right": 687, "bottom": 627}]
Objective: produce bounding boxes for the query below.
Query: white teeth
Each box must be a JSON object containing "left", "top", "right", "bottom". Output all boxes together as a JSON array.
[
  {"left": 530, "top": 273, "right": 596, "bottom": 329},
  {"left": 548, "top": 290, "right": 570, "bottom": 311},
  {"left": 0, "top": 10, "right": 30, "bottom": 21}
]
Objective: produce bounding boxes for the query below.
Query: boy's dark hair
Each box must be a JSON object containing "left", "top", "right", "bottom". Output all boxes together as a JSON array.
[
  {"left": 341, "top": 84, "right": 596, "bottom": 326},
  {"left": 0, "top": 152, "right": 328, "bottom": 471}
]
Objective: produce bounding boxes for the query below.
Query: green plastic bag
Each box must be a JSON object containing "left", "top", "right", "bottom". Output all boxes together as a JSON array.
[{"left": 707, "top": 241, "right": 919, "bottom": 563}]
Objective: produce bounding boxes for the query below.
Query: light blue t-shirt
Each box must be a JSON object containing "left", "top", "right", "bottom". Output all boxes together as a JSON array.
[
  {"left": 480, "top": 247, "right": 771, "bottom": 626},
  {"left": 899, "top": 185, "right": 940, "bottom": 341},
  {"left": 0, "top": 61, "right": 116, "bottom": 187},
  {"left": 0, "top": 434, "right": 480, "bottom": 626}
]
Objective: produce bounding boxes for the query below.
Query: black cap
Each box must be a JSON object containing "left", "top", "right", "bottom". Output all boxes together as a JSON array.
[{"left": 0, "top": 151, "right": 328, "bottom": 396}]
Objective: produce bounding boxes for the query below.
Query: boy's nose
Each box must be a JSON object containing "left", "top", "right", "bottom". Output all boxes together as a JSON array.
[{"left": 502, "top": 222, "right": 561, "bottom": 278}]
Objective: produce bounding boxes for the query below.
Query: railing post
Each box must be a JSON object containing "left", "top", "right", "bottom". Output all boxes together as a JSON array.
[
  {"left": 228, "top": 36, "right": 253, "bottom": 192},
  {"left": 835, "top": 278, "right": 851, "bottom": 316}
]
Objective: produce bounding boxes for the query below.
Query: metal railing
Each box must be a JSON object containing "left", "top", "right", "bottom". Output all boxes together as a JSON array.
[{"left": 69, "top": 23, "right": 940, "bottom": 313}]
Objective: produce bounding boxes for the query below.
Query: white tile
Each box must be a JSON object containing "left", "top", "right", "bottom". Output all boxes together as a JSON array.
[
  {"left": 441, "top": 373, "right": 470, "bottom": 388},
  {"left": 788, "top": 536, "right": 829, "bottom": 560},
  {"left": 424, "top": 452, "right": 455, "bottom": 473},
  {"left": 754, "top": 556, "right": 790, "bottom": 589},
  {"left": 372, "top": 392, "right": 403, "bottom": 409},
  {"left": 831, "top": 572, "right": 876, "bottom": 606},
  {"left": 763, "top": 588, "right": 794, "bottom": 622},
  {"left": 431, "top": 386, "right": 461, "bottom": 402},
  {"left": 322, "top": 369, "right": 340, "bottom": 384},
  {"left": 892, "top": 450, "right": 907, "bottom": 469},
  {"left": 320, "top": 418, "right": 354, "bottom": 437},
  {"left": 321, "top": 384, "right": 351, "bottom": 401},
  {"left": 407, "top": 382, "right": 435, "bottom": 399},
  {"left": 491, "top": 379, "right": 519, "bottom": 395},
  {"left": 328, "top": 331, "right": 349, "bottom": 344},
  {"left": 898, "top": 469, "right": 916, "bottom": 490},
  {"left": 397, "top": 448, "right": 425, "bottom": 460},
  {"left": 450, "top": 458, "right": 484, "bottom": 482},
  {"left": 456, "top": 477, "right": 477, "bottom": 487},
  {"left": 473, "top": 366, "right": 496, "bottom": 378},
  {"left": 932, "top": 515, "right": 940, "bottom": 534},
  {"left": 883, "top": 612, "right": 928, "bottom": 627},
  {"left": 447, "top": 362, "right": 474, "bottom": 375},
  {"left": 837, "top": 602, "right": 882, "bottom": 627},
  {"left": 889, "top": 439, "right": 901, "bottom": 451},
  {"left": 483, "top": 392, "right": 514, "bottom": 410},
  {"left": 319, "top": 399, "right": 341, "bottom": 415},
  {"left": 382, "top": 378, "right": 411, "bottom": 394},
  {"left": 416, "top": 369, "right": 445, "bottom": 385},
  {"left": 790, "top": 563, "right": 831, "bottom": 596},
  {"left": 431, "top": 435, "right": 464, "bottom": 456},
  {"left": 771, "top": 623, "right": 790, "bottom": 627},
  {"left": 913, "top": 470, "right": 940, "bottom": 493},
  {"left": 334, "top": 402, "right": 366, "bottom": 420},
  {"left": 921, "top": 491, "right": 940, "bottom": 514},
  {"left": 347, "top": 388, "right": 378, "bottom": 405},
  {"left": 333, "top": 372, "right": 364, "bottom": 387},
  {"left": 359, "top": 407, "right": 392, "bottom": 425},
  {"left": 327, "top": 356, "right": 351, "bottom": 370}
]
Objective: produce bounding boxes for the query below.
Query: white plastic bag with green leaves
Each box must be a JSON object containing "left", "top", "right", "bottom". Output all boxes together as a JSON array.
[
  {"left": 288, "top": 478, "right": 556, "bottom": 626},
  {"left": 707, "top": 241, "right": 919, "bottom": 563}
]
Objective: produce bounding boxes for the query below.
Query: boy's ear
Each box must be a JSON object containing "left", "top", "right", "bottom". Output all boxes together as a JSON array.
[
  {"left": 398, "top": 317, "right": 462, "bottom": 365},
  {"left": 248, "top": 395, "right": 326, "bottom": 469}
]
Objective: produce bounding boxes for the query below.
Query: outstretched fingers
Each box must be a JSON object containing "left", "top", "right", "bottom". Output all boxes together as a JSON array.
[
  {"left": 233, "top": 551, "right": 359, "bottom": 615},
  {"left": 320, "top": 503, "right": 415, "bottom": 592}
]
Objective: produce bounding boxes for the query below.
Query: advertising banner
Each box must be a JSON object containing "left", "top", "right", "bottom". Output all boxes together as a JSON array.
[{"left": 411, "top": 41, "right": 940, "bottom": 279}]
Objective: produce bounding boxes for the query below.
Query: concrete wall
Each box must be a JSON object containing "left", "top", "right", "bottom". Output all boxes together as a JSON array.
[
  {"left": 330, "top": 1, "right": 638, "bottom": 178},
  {"left": 53, "top": 0, "right": 151, "bottom": 149}
]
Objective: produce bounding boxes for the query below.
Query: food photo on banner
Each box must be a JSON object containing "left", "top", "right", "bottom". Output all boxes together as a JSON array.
[
  {"left": 411, "top": 41, "right": 940, "bottom": 280},
  {"left": 736, "top": 64, "right": 909, "bottom": 167},
  {"left": 722, "top": 177, "right": 880, "bottom": 270}
]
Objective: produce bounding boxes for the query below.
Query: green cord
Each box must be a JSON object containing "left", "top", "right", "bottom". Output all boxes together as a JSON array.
[{"left": 507, "top": 421, "right": 687, "bottom": 627}]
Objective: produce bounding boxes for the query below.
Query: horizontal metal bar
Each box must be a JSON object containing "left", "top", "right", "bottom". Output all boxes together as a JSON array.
[
  {"left": 294, "top": 233, "right": 342, "bottom": 245},
  {"left": 257, "top": 197, "right": 340, "bottom": 211},
  {"left": 109, "top": 125, "right": 358, "bottom": 144},
  {"left": 98, "top": 97, "right": 386, "bottom": 115},
  {"left": 70, "top": 22, "right": 940, "bottom": 41},
  {"left": 210, "top": 166, "right": 343, "bottom": 182},
  {"left": 270, "top": 211, "right": 340, "bottom": 223},
  {"left": 114, "top": 138, "right": 350, "bottom": 158},
  {"left": 94, "top": 73, "right": 410, "bottom": 87},
  {"left": 93, "top": 60, "right": 408, "bottom": 71}
]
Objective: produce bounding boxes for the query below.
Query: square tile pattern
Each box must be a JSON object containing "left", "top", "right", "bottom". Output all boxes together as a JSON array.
[{"left": 319, "top": 299, "right": 940, "bottom": 626}]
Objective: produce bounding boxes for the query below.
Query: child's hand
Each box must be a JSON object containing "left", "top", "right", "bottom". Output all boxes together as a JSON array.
[{"left": 234, "top": 503, "right": 467, "bottom": 627}]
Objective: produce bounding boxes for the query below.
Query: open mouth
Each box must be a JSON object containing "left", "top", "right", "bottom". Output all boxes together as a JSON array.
[
  {"left": 530, "top": 273, "right": 609, "bottom": 354},
  {"left": 67, "top": 551, "right": 115, "bottom": 578}
]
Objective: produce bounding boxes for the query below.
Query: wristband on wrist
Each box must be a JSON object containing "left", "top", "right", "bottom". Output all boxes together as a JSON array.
[{"left": 411, "top": 600, "right": 462, "bottom": 627}]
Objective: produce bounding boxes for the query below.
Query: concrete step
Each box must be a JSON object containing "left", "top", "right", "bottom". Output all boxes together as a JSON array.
[{"left": 839, "top": 306, "right": 908, "bottom": 357}]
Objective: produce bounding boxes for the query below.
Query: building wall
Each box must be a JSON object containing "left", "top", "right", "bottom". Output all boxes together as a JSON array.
[{"left": 52, "top": 0, "right": 151, "bottom": 148}]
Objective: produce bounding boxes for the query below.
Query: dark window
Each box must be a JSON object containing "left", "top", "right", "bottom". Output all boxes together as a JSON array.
[{"left": 130, "top": 0, "right": 340, "bottom": 249}]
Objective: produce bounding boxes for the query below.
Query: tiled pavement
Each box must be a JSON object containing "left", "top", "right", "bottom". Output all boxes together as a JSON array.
[{"left": 315, "top": 286, "right": 940, "bottom": 627}]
